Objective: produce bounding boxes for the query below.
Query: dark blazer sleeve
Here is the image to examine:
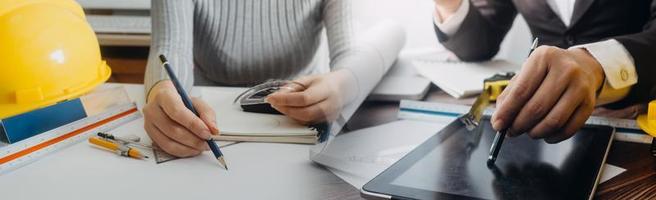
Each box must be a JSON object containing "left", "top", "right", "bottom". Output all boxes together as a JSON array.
[
  {"left": 435, "top": 0, "right": 518, "bottom": 61},
  {"left": 607, "top": 1, "right": 656, "bottom": 108}
]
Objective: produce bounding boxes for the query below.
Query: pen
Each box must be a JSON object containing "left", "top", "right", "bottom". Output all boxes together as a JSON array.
[
  {"left": 89, "top": 136, "right": 148, "bottom": 159},
  {"left": 487, "top": 38, "right": 539, "bottom": 166},
  {"left": 159, "top": 54, "right": 228, "bottom": 170},
  {"left": 97, "top": 132, "right": 152, "bottom": 149}
]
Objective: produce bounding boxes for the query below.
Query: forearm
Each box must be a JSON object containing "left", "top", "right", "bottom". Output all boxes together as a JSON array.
[
  {"left": 144, "top": 0, "right": 195, "bottom": 98},
  {"left": 434, "top": 0, "right": 517, "bottom": 61},
  {"left": 331, "top": 23, "right": 406, "bottom": 117}
]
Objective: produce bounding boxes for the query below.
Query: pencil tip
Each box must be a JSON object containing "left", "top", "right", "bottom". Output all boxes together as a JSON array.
[
  {"left": 217, "top": 157, "right": 228, "bottom": 170},
  {"left": 159, "top": 54, "right": 167, "bottom": 63}
]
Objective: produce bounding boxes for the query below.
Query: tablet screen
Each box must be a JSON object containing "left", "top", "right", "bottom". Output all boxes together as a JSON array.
[{"left": 363, "top": 117, "right": 614, "bottom": 200}]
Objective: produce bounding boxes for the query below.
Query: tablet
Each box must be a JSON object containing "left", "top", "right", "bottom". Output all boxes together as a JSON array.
[{"left": 362, "top": 116, "right": 614, "bottom": 200}]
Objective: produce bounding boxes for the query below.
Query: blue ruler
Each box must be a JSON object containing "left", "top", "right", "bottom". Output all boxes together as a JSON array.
[{"left": 398, "top": 100, "right": 651, "bottom": 144}]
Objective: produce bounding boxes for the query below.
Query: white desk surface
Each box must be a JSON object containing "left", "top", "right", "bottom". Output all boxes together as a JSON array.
[{"left": 0, "top": 84, "right": 345, "bottom": 200}]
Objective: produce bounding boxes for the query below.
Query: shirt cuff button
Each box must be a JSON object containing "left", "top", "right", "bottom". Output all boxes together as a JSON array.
[{"left": 620, "top": 69, "right": 629, "bottom": 81}]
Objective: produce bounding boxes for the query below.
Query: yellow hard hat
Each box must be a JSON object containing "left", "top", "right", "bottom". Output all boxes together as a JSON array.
[
  {"left": 637, "top": 100, "right": 656, "bottom": 137},
  {"left": 0, "top": 0, "right": 111, "bottom": 119}
]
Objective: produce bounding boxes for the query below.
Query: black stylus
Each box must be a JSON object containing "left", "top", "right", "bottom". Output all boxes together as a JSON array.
[{"left": 487, "top": 38, "right": 539, "bottom": 166}]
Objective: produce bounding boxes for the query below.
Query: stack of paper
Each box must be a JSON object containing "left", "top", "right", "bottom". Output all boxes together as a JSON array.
[
  {"left": 202, "top": 88, "right": 318, "bottom": 144},
  {"left": 413, "top": 59, "right": 520, "bottom": 98},
  {"left": 311, "top": 120, "right": 447, "bottom": 188}
]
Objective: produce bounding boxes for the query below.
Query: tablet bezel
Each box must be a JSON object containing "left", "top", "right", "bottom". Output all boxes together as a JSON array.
[{"left": 361, "top": 118, "right": 615, "bottom": 200}]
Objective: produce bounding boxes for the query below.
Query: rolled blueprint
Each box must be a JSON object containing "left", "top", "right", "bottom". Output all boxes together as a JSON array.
[{"left": 311, "top": 21, "right": 407, "bottom": 159}]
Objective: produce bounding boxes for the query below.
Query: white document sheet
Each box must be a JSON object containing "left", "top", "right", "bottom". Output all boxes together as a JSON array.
[
  {"left": 413, "top": 59, "right": 520, "bottom": 98},
  {"left": 600, "top": 164, "right": 626, "bottom": 183},
  {"left": 368, "top": 55, "right": 432, "bottom": 101},
  {"left": 312, "top": 120, "right": 447, "bottom": 188},
  {"left": 329, "top": 167, "right": 371, "bottom": 189}
]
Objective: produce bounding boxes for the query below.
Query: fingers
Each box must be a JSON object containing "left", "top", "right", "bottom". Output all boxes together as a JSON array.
[
  {"left": 492, "top": 46, "right": 600, "bottom": 143},
  {"left": 266, "top": 75, "right": 322, "bottom": 107},
  {"left": 145, "top": 104, "right": 208, "bottom": 151},
  {"left": 543, "top": 105, "right": 589, "bottom": 143},
  {"left": 525, "top": 86, "right": 584, "bottom": 139},
  {"left": 157, "top": 90, "right": 212, "bottom": 139},
  {"left": 143, "top": 88, "right": 217, "bottom": 157},
  {"left": 290, "top": 75, "right": 317, "bottom": 88},
  {"left": 272, "top": 99, "right": 334, "bottom": 124},
  {"left": 492, "top": 47, "right": 554, "bottom": 131},
  {"left": 144, "top": 120, "right": 202, "bottom": 157},
  {"left": 494, "top": 76, "right": 514, "bottom": 106},
  {"left": 506, "top": 70, "right": 570, "bottom": 136},
  {"left": 276, "top": 81, "right": 310, "bottom": 93},
  {"left": 267, "top": 84, "right": 330, "bottom": 107},
  {"left": 544, "top": 97, "right": 594, "bottom": 143},
  {"left": 191, "top": 97, "right": 219, "bottom": 135}
]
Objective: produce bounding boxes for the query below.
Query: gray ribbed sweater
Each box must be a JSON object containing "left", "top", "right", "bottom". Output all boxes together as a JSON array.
[{"left": 144, "top": 0, "right": 355, "bottom": 94}]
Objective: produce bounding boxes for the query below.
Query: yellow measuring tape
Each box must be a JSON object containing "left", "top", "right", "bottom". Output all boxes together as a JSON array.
[{"left": 461, "top": 72, "right": 515, "bottom": 130}]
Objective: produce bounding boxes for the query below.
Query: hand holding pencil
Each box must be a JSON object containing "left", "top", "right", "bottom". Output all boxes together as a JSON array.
[
  {"left": 154, "top": 55, "right": 228, "bottom": 170},
  {"left": 143, "top": 81, "right": 220, "bottom": 157}
]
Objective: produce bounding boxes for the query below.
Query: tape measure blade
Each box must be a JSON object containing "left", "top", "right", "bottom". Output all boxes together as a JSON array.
[
  {"left": 399, "top": 100, "right": 472, "bottom": 121},
  {"left": 586, "top": 116, "right": 640, "bottom": 129},
  {"left": 401, "top": 100, "right": 641, "bottom": 128},
  {"left": 399, "top": 100, "right": 647, "bottom": 143}
]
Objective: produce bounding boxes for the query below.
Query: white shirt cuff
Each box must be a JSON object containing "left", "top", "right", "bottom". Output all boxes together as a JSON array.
[
  {"left": 570, "top": 39, "right": 638, "bottom": 105},
  {"left": 433, "top": 0, "right": 469, "bottom": 37},
  {"left": 572, "top": 39, "right": 637, "bottom": 89}
]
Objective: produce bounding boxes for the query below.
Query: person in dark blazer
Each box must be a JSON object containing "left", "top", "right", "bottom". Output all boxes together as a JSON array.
[{"left": 433, "top": 0, "right": 656, "bottom": 143}]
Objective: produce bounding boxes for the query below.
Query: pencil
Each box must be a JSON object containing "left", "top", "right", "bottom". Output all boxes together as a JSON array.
[
  {"left": 159, "top": 54, "right": 228, "bottom": 170},
  {"left": 487, "top": 38, "right": 539, "bottom": 166},
  {"left": 89, "top": 137, "right": 148, "bottom": 159}
]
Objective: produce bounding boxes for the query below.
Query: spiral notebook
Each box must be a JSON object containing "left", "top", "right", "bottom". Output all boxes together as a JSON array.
[{"left": 201, "top": 87, "right": 318, "bottom": 144}]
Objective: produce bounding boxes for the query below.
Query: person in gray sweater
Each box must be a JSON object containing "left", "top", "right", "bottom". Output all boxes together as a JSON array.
[{"left": 143, "top": 0, "right": 373, "bottom": 157}]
